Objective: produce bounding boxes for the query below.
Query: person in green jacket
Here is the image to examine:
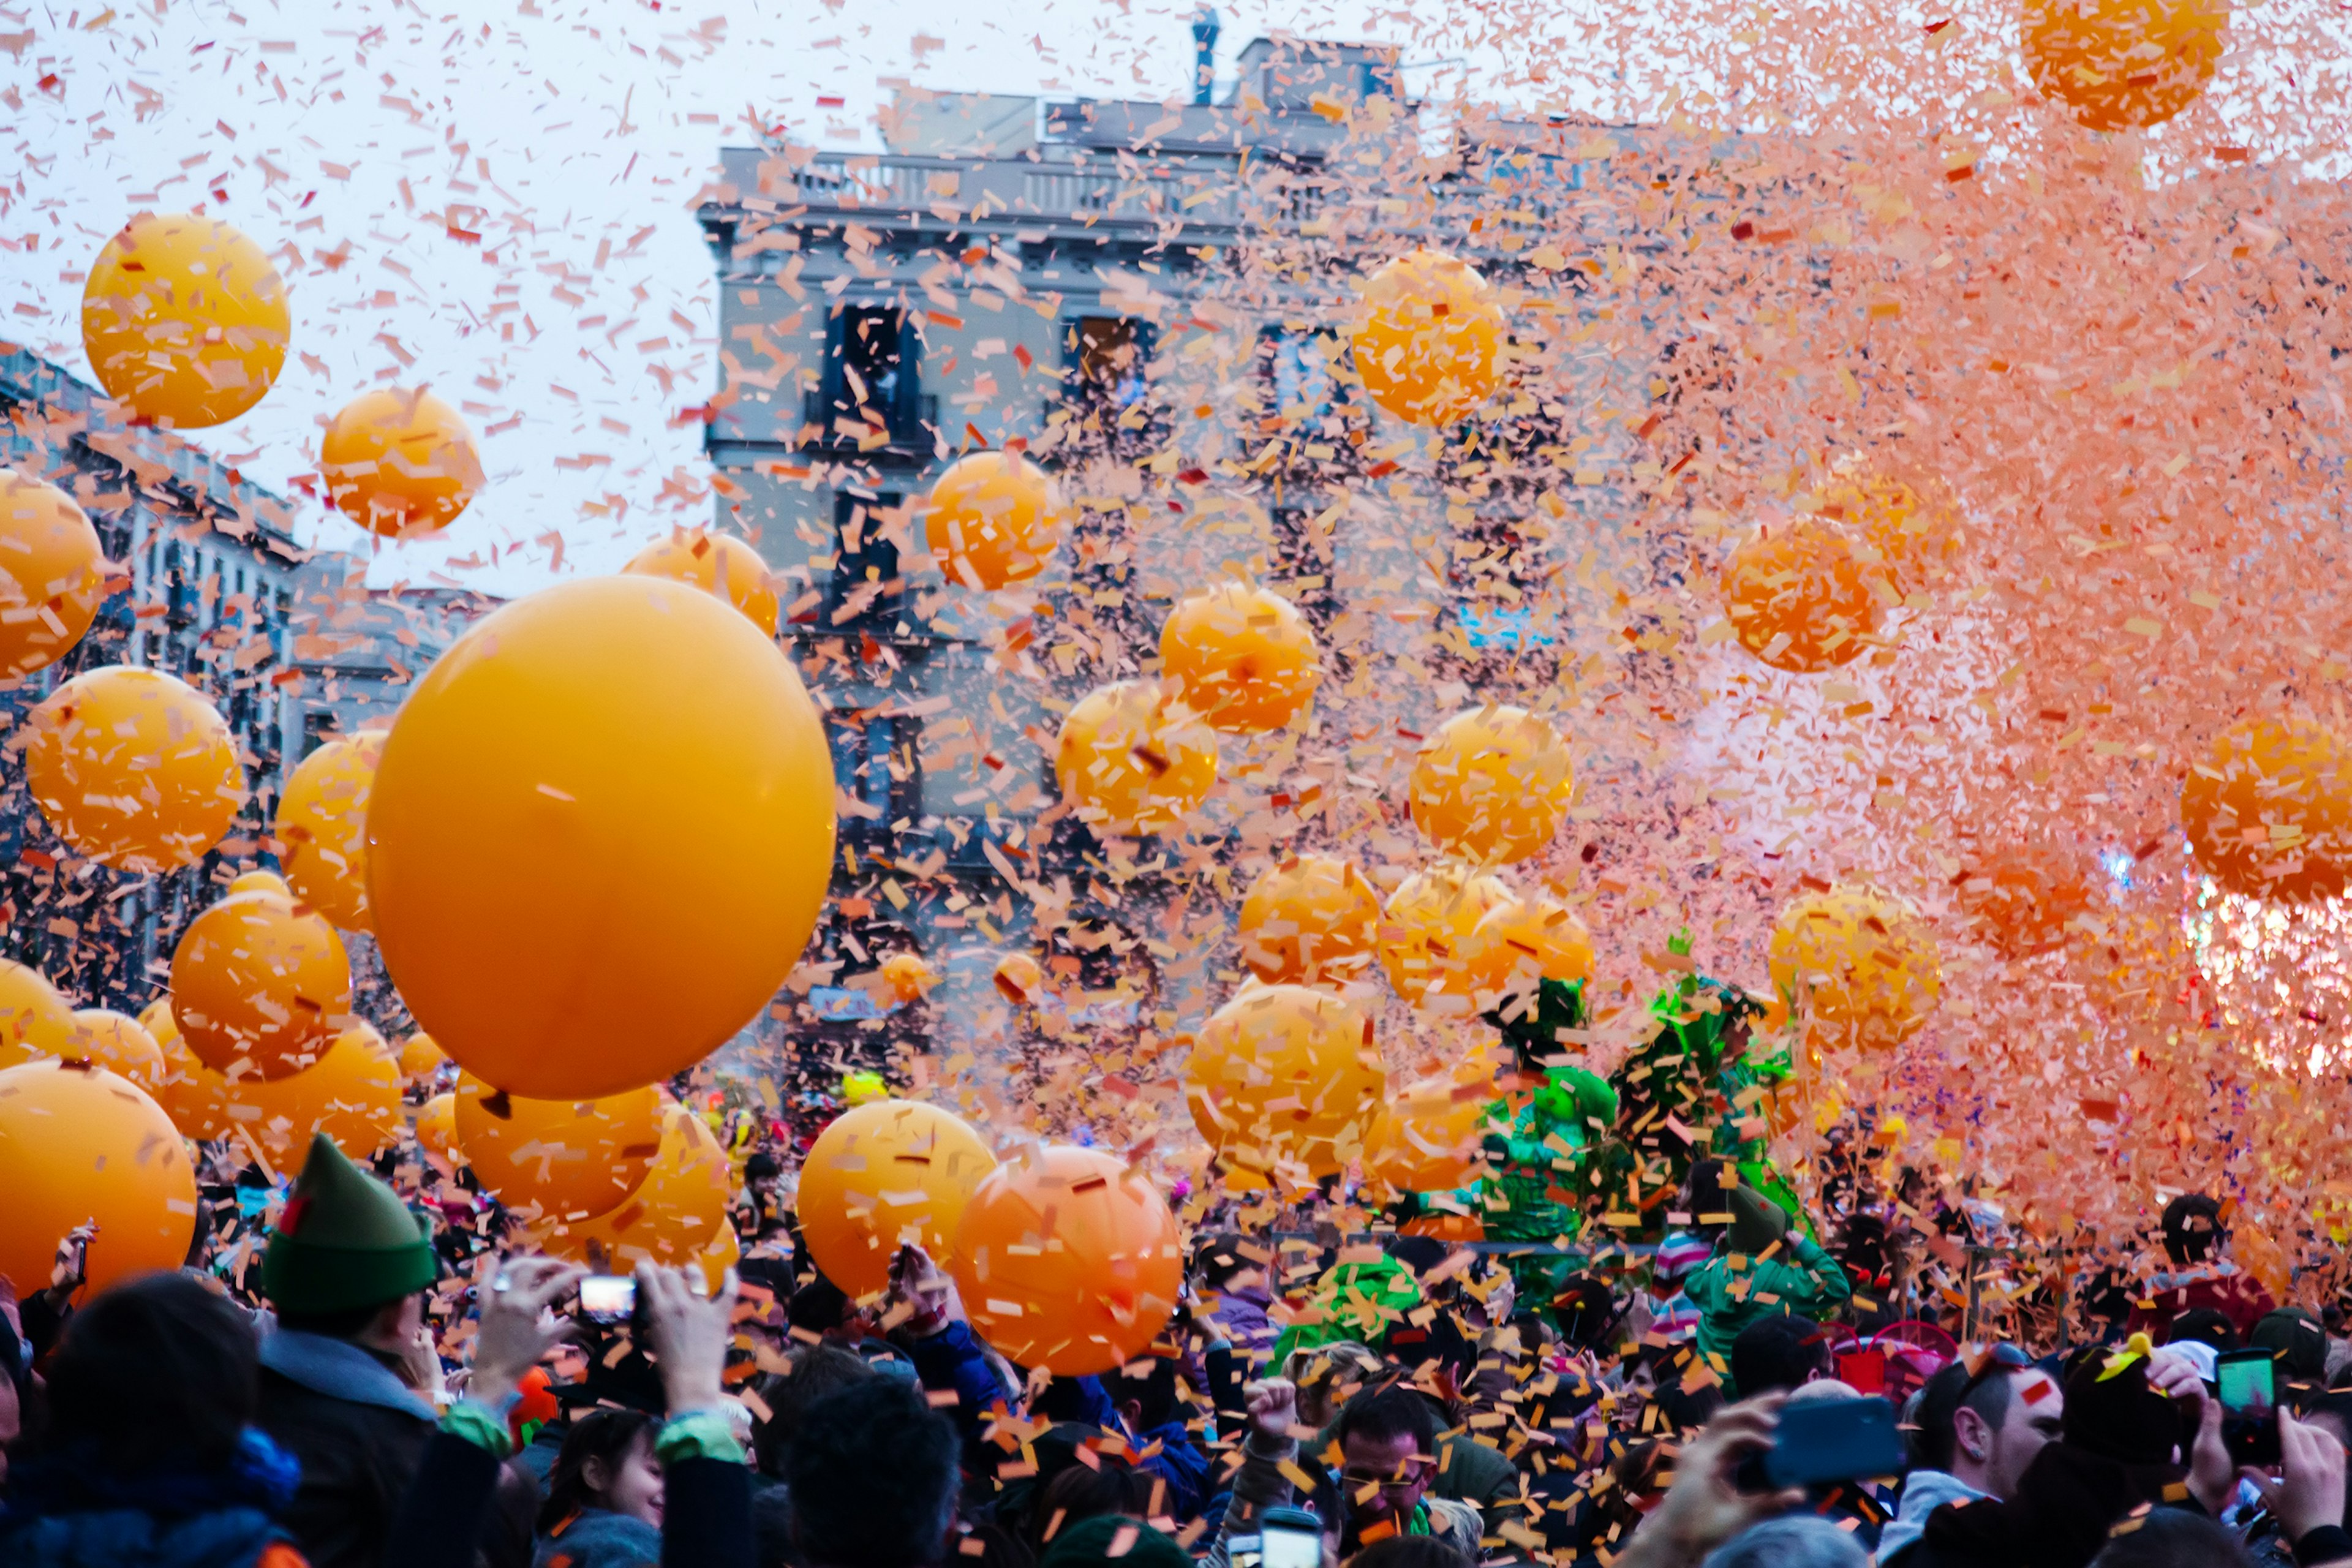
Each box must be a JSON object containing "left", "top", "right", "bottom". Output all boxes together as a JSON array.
[
  {"left": 1681, "top": 1185, "right": 1852, "bottom": 1395},
  {"left": 1471, "top": 976, "right": 1621, "bottom": 1307}
]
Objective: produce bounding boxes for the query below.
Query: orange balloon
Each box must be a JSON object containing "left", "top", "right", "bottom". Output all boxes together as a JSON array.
[
  {"left": 2022, "top": 0, "right": 2226, "bottom": 130},
  {"left": 1349, "top": 250, "right": 1506, "bottom": 427},
  {"left": 25, "top": 666, "right": 245, "bottom": 873},
  {"left": 1237, "top": 854, "right": 1381, "bottom": 987},
  {"left": 1770, "top": 885, "right": 1942, "bottom": 1052},
  {"left": 1366, "top": 1076, "right": 1495, "bottom": 1194},
  {"left": 1400, "top": 1212, "right": 1486, "bottom": 1241},
  {"left": 539, "top": 1104, "right": 731, "bottom": 1271},
  {"left": 2182, "top": 717, "right": 2352, "bottom": 903},
  {"left": 993, "top": 952, "right": 1047, "bottom": 1006},
  {"left": 398, "top": 1031, "right": 447, "bottom": 1085},
  {"left": 1720, "top": 516, "right": 1879, "bottom": 673},
  {"left": 0, "top": 469, "right": 107, "bottom": 679},
  {"left": 453, "top": 1071, "right": 664, "bottom": 1223},
  {"left": 797, "top": 1099, "right": 998, "bottom": 1297},
  {"left": 1409, "top": 706, "right": 1575, "bottom": 865},
  {"left": 276, "top": 731, "right": 383, "bottom": 933},
  {"left": 81, "top": 213, "right": 288, "bottom": 428},
  {"left": 696, "top": 1218, "right": 742, "bottom": 1297},
  {"left": 1443, "top": 893, "right": 1596, "bottom": 1020},
  {"left": 879, "top": 952, "right": 935, "bottom": 1004},
  {"left": 1186, "top": 983, "right": 1384, "bottom": 1180},
  {"left": 70, "top": 1009, "right": 165, "bottom": 1095},
  {"left": 948, "top": 1145, "right": 1182, "bottom": 1376},
  {"left": 320, "top": 388, "right": 484, "bottom": 539},
  {"left": 0, "top": 960, "right": 79, "bottom": 1070},
  {"left": 0, "top": 1060, "right": 198, "bottom": 1297},
  {"left": 233, "top": 1025, "right": 402, "bottom": 1165},
  {"left": 924, "top": 450, "right": 1068, "bottom": 591},
  {"left": 414, "top": 1091, "right": 460, "bottom": 1167},
  {"left": 624, "top": 530, "right": 779, "bottom": 637},
  {"left": 367, "top": 576, "right": 835, "bottom": 1100},
  {"left": 171, "top": 884, "right": 352, "bottom": 1082},
  {"left": 1379, "top": 865, "right": 1513, "bottom": 1006},
  {"left": 1055, "top": 679, "right": 1219, "bottom": 837},
  {"left": 1954, "top": 845, "right": 2094, "bottom": 959},
  {"left": 1820, "top": 464, "right": 1961, "bottom": 600},
  {"left": 1158, "top": 582, "right": 1321, "bottom": 734},
  {"left": 142, "top": 999, "right": 236, "bottom": 1144}
]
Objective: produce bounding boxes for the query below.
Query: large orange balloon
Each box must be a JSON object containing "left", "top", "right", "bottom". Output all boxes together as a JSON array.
[
  {"left": 320, "top": 388, "right": 484, "bottom": 539},
  {"left": 70, "top": 1009, "right": 165, "bottom": 1095},
  {"left": 1237, "top": 854, "right": 1381, "bottom": 987},
  {"left": 1055, "top": 680, "right": 1219, "bottom": 838},
  {"left": 1954, "top": 845, "right": 2094, "bottom": 959},
  {"left": 2182, "top": 717, "right": 2352, "bottom": 903},
  {"left": 1366, "top": 1076, "right": 1496, "bottom": 1194},
  {"left": 624, "top": 530, "right": 779, "bottom": 636},
  {"left": 453, "top": 1072, "right": 664, "bottom": 1224},
  {"left": 538, "top": 1104, "right": 731, "bottom": 1272},
  {"left": 366, "top": 576, "right": 835, "bottom": 1099},
  {"left": 25, "top": 667, "right": 245, "bottom": 873},
  {"left": 276, "top": 732, "right": 383, "bottom": 933},
  {"left": 2022, "top": 0, "right": 2227, "bottom": 131},
  {"left": 0, "top": 960, "right": 79, "bottom": 1070},
  {"left": 1409, "top": 706, "right": 1575, "bottom": 865},
  {"left": 1379, "top": 865, "right": 1513, "bottom": 1006},
  {"left": 81, "top": 213, "right": 289, "bottom": 428},
  {"left": 1444, "top": 893, "right": 1596, "bottom": 1020},
  {"left": 142, "top": 999, "right": 236, "bottom": 1144},
  {"left": 797, "top": 1099, "right": 998, "bottom": 1297},
  {"left": 948, "top": 1145, "right": 1182, "bottom": 1376},
  {"left": 1770, "top": 886, "right": 1942, "bottom": 1052},
  {"left": 1349, "top": 250, "right": 1505, "bottom": 427},
  {"left": 924, "top": 450, "right": 1068, "bottom": 591},
  {"left": 0, "top": 1060, "right": 198, "bottom": 1298},
  {"left": 1158, "top": 583, "right": 1321, "bottom": 734},
  {"left": 0, "top": 470, "right": 107, "bottom": 679},
  {"left": 171, "top": 884, "right": 352, "bottom": 1082},
  {"left": 233, "top": 1025, "right": 402, "bottom": 1166},
  {"left": 1721, "top": 516, "right": 1878, "bottom": 674},
  {"left": 1186, "top": 983, "right": 1384, "bottom": 1180}
]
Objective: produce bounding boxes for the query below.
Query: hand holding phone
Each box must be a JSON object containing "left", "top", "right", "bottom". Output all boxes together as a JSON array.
[
  {"left": 577, "top": 1273, "right": 637, "bottom": 1325},
  {"left": 2217, "top": 1348, "right": 2282, "bottom": 1467},
  {"left": 1738, "top": 1395, "right": 1906, "bottom": 1490}
]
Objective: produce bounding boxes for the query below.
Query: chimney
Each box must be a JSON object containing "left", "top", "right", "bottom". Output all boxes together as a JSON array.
[{"left": 1190, "top": 6, "right": 1221, "bottom": 106}]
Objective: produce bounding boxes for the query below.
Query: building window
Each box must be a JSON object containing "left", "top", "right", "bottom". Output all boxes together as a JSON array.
[
  {"left": 1056, "top": 315, "right": 1157, "bottom": 456},
  {"left": 827, "top": 712, "right": 922, "bottom": 838},
  {"left": 1255, "top": 325, "right": 1366, "bottom": 473},
  {"left": 823, "top": 489, "right": 904, "bottom": 631},
  {"left": 806, "top": 306, "right": 933, "bottom": 456}
]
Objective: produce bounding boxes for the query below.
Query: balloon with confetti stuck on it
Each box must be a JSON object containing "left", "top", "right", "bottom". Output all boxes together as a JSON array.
[
  {"left": 143, "top": 999, "right": 235, "bottom": 1144},
  {"left": 1770, "top": 884, "right": 1942, "bottom": 1052},
  {"left": 0, "top": 470, "right": 108, "bottom": 680},
  {"left": 1379, "top": 864, "right": 1514, "bottom": 1007},
  {"left": 453, "top": 1071, "right": 664, "bottom": 1223},
  {"left": 321, "top": 388, "right": 484, "bottom": 539},
  {"left": 2181, "top": 716, "right": 2352, "bottom": 903},
  {"left": 1409, "top": 704, "right": 1575, "bottom": 865},
  {"left": 1055, "top": 679, "right": 1219, "bottom": 838},
  {"left": 1720, "top": 515, "right": 1879, "bottom": 673},
  {"left": 0, "top": 959, "right": 78, "bottom": 1071},
  {"left": 1447, "top": 892, "right": 1596, "bottom": 1019},
  {"left": 25, "top": 666, "right": 246, "bottom": 874},
  {"left": 81, "top": 213, "right": 289, "bottom": 428},
  {"left": 1186, "top": 982, "right": 1384, "bottom": 1181},
  {"left": 276, "top": 730, "right": 385, "bottom": 933},
  {"left": 69, "top": 1009, "right": 164, "bottom": 1096},
  {"left": 0, "top": 1059, "right": 198, "bottom": 1300},
  {"left": 797, "top": 1098, "right": 997, "bottom": 1297},
  {"left": 1158, "top": 581, "right": 1321, "bottom": 734},
  {"left": 1819, "top": 461, "right": 1962, "bottom": 601},
  {"left": 233, "top": 1025, "right": 403, "bottom": 1165},
  {"left": 170, "top": 881, "right": 353, "bottom": 1082},
  {"left": 878, "top": 952, "right": 935, "bottom": 1005},
  {"left": 1237, "top": 853, "right": 1381, "bottom": 987},
  {"left": 398, "top": 1031, "right": 447, "bottom": 1086},
  {"left": 992, "top": 951, "right": 1046, "bottom": 1006},
  {"left": 925, "top": 449, "right": 1068, "bottom": 591},
  {"left": 2022, "top": 0, "right": 2228, "bottom": 131},
  {"left": 1954, "top": 843, "right": 2095, "bottom": 959},
  {"left": 624, "top": 529, "right": 780, "bottom": 636},
  {"left": 1350, "top": 249, "right": 1506, "bottom": 426},
  {"left": 538, "top": 1102, "right": 732, "bottom": 1273}
]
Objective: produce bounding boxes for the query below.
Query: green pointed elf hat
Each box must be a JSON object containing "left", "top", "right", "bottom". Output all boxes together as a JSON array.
[{"left": 260, "top": 1133, "right": 437, "bottom": 1315}]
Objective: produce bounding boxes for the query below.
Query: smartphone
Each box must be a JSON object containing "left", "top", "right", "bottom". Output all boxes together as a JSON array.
[
  {"left": 1259, "top": 1507, "right": 1324, "bottom": 1568},
  {"left": 578, "top": 1273, "right": 636, "bottom": 1325},
  {"left": 1757, "top": 1396, "right": 1906, "bottom": 1488},
  {"left": 2218, "top": 1348, "right": 2282, "bottom": 1466}
]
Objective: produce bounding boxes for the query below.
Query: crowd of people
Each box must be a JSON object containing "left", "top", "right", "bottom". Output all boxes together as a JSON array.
[{"left": 9, "top": 1090, "right": 2352, "bottom": 1568}]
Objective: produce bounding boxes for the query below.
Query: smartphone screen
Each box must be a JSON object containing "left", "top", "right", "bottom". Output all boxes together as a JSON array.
[
  {"left": 1763, "top": 1396, "right": 1907, "bottom": 1488},
  {"left": 1260, "top": 1525, "right": 1321, "bottom": 1568},
  {"left": 578, "top": 1273, "right": 636, "bottom": 1324},
  {"left": 2217, "top": 1350, "right": 2280, "bottom": 1466}
]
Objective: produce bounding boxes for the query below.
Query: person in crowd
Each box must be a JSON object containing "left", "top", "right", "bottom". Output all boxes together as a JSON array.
[
  {"left": 747, "top": 1341, "right": 874, "bottom": 1480},
  {"left": 1879, "top": 1348, "right": 2066, "bottom": 1565},
  {"left": 2126, "top": 1194, "right": 2277, "bottom": 1343},
  {"left": 533, "top": 1409, "right": 662, "bottom": 1568},
  {"left": 1683, "top": 1188, "right": 1852, "bottom": 1393},
  {"left": 785, "top": 1377, "right": 960, "bottom": 1568},
  {"left": 1726, "top": 1313, "right": 1832, "bottom": 1397},
  {"left": 1038, "top": 1515, "right": 1192, "bottom": 1568}
]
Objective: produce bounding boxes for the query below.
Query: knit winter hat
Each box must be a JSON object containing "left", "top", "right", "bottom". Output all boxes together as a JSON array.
[
  {"left": 1728, "top": 1186, "right": 1792, "bottom": 1256},
  {"left": 2252, "top": 1308, "right": 2329, "bottom": 1382},
  {"left": 260, "top": 1133, "right": 437, "bottom": 1316}
]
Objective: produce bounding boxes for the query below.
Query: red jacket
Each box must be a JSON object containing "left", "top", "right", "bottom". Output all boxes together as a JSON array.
[{"left": 2124, "top": 1265, "right": 2276, "bottom": 1343}]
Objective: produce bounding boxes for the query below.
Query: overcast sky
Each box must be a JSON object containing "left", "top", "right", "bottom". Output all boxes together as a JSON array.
[{"left": 3, "top": 0, "right": 1499, "bottom": 597}]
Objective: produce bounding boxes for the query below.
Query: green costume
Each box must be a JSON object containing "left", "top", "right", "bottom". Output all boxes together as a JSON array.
[
  {"left": 1683, "top": 1188, "right": 1852, "bottom": 1395},
  {"left": 1268, "top": 1254, "right": 1424, "bottom": 1367}
]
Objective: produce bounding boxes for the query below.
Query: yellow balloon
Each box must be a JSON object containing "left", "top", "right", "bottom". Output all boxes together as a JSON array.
[
  {"left": 696, "top": 1216, "right": 742, "bottom": 1297},
  {"left": 453, "top": 1072, "right": 665, "bottom": 1224},
  {"left": 0, "top": 470, "right": 107, "bottom": 679},
  {"left": 170, "top": 885, "right": 352, "bottom": 1082},
  {"left": 992, "top": 951, "right": 1047, "bottom": 1005},
  {"left": 2022, "top": 0, "right": 2227, "bottom": 131},
  {"left": 1409, "top": 706, "right": 1575, "bottom": 865},
  {"left": 1721, "top": 517, "right": 1877, "bottom": 674},
  {"left": 1769, "top": 886, "right": 1942, "bottom": 1052},
  {"left": 367, "top": 576, "right": 836, "bottom": 1100},
  {"left": 1379, "top": 865, "right": 1514, "bottom": 1006},
  {"left": 1186, "top": 983, "right": 1383, "bottom": 1180},
  {"left": 1820, "top": 464, "right": 1961, "bottom": 600},
  {"left": 1055, "top": 679, "right": 1219, "bottom": 837},
  {"left": 414, "top": 1091, "right": 460, "bottom": 1167},
  {"left": 0, "top": 960, "right": 78, "bottom": 1071},
  {"left": 1237, "top": 854, "right": 1381, "bottom": 987},
  {"left": 25, "top": 666, "right": 245, "bottom": 873},
  {"left": 1158, "top": 582, "right": 1321, "bottom": 735},
  {"left": 232, "top": 1025, "right": 403, "bottom": 1166},
  {"left": 624, "top": 530, "right": 779, "bottom": 636},
  {"left": 879, "top": 952, "right": 935, "bottom": 1004},
  {"left": 276, "top": 732, "right": 384, "bottom": 932},
  {"left": 539, "top": 1104, "right": 731, "bottom": 1271},
  {"left": 143, "top": 999, "right": 237, "bottom": 1144},
  {"left": 81, "top": 213, "right": 289, "bottom": 428},
  {"left": 924, "top": 450, "right": 1068, "bottom": 591},
  {"left": 1349, "top": 250, "right": 1505, "bottom": 427},
  {"left": 71, "top": 1009, "right": 165, "bottom": 1096},
  {"left": 0, "top": 1060, "right": 197, "bottom": 1299},
  {"left": 796, "top": 1099, "right": 998, "bottom": 1297},
  {"left": 1444, "top": 893, "right": 1596, "bottom": 1020},
  {"left": 320, "top": 388, "right": 484, "bottom": 539}
]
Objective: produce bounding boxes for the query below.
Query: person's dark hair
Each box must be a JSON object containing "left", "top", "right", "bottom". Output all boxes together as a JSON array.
[
  {"left": 1348, "top": 1536, "right": 1471, "bottom": 1568},
  {"left": 1331, "top": 1385, "right": 1441, "bottom": 1457},
  {"left": 745, "top": 1150, "right": 783, "bottom": 1184},
  {"left": 2159, "top": 1195, "right": 2225, "bottom": 1267},
  {"left": 538, "top": 1407, "right": 659, "bottom": 1533},
  {"left": 1381, "top": 1235, "right": 1449, "bottom": 1280},
  {"left": 1910, "top": 1360, "right": 2017, "bottom": 1474},
  {"left": 1189, "top": 1234, "right": 1256, "bottom": 1294},
  {"left": 1730, "top": 1314, "right": 1831, "bottom": 1397},
  {"left": 1687, "top": 1160, "right": 1732, "bottom": 1224},
  {"left": 273, "top": 1297, "right": 404, "bottom": 1339},
  {"left": 1037, "top": 1516, "right": 1190, "bottom": 1568},
  {"left": 790, "top": 1275, "right": 855, "bottom": 1335},
  {"left": 1701, "top": 1516, "right": 1868, "bottom": 1568},
  {"left": 44, "top": 1273, "right": 257, "bottom": 1476},
  {"left": 1034, "top": 1374, "right": 1114, "bottom": 1426},
  {"left": 1030, "top": 1460, "right": 1151, "bottom": 1551},
  {"left": 788, "top": 1376, "right": 960, "bottom": 1568},
  {"left": 2085, "top": 1507, "right": 2253, "bottom": 1567},
  {"left": 2301, "top": 1389, "right": 2352, "bottom": 1436},
  {"left": 2165, "top": 1306, "right": 2239, "bottom": 1353},
  {"left": 751, "top": 1341, "right": 876, "bottom": 1477},
  {"left": 753, "top": 1475, "right": 804, "bottom": 1568},
  {"left": 1550, "top": 1274, "right": 1621, "bottom": 1352},
  {"left": 1102, "top": 1354, "right": 1181, "bottom": 1433}
]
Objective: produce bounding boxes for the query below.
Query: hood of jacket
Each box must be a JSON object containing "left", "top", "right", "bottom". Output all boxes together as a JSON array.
[{"left": 1876, "top": 1468, "right": 1988, "bottom": 1563}]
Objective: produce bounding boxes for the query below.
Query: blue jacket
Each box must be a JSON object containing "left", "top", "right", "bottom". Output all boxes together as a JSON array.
[
  {"left": 0, "top": 1430, "right": 304, "bottom": 1568},
  {"left": 904, "top": 1322, "right": 1014, "bottom": 1438},
  {"left": 1131, "top": 1421, "right": 1213, "bottom": 1523},
  {"left": 0, "top": 1507, "right": 295, "bottom": 1568},
  {"left": 533, "top": 1508, "right": 661, "bottom": 1568}
]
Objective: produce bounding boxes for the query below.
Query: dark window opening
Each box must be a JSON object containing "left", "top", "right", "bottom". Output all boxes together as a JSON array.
[
  {"left": 1057, "top": 315, "right": 1158, "bottom": 457},
  {"left": 822, "top": 489, "right": 905, "bottom": 631},
  {"left": 1254, "top": 325, "right": 1367, "bottom": 475},
  {"left": 807, "top": 306, "right": 933, "bottom": 454},
  {"left": 826, "top": 712, "right": 922, "bottom": 840}
]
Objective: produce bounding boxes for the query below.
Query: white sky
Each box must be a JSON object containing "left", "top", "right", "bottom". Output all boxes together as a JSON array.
[{"left": 2, "top": 0, "right": 1498, "bottom": 597}]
